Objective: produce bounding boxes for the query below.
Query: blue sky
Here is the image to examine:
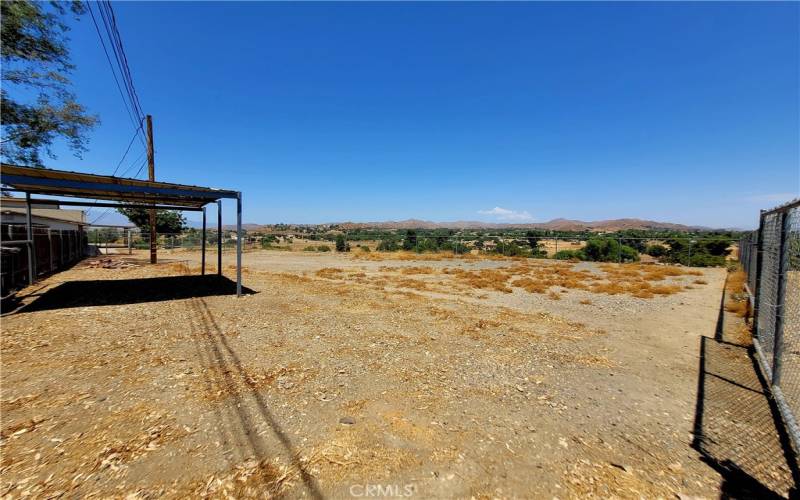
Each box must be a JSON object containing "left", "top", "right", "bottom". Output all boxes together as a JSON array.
[{"left": 39, "top": 2, "right": 800, "bottom": 228}]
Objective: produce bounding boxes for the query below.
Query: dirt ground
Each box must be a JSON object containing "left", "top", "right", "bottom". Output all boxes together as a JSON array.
[{"left": 1, "top": 249, "right": 793, "bottom": 498}]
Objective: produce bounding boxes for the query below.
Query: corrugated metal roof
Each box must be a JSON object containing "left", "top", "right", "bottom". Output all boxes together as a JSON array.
[{"left": 0, "top": 164, "right": 239, "bottom": 208}]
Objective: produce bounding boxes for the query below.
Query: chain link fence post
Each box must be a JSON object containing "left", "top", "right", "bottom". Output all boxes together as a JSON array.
[{"left": 771, "top": 211, "right": 789, "bottom": 386}]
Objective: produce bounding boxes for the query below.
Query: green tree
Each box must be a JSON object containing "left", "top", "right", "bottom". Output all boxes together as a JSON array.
[
  {"left": 1, "top": 1, "right": 98, "bottom": 165},
  {"left": 335, "top": 234, "right": 350, "bottom": 252},
  {"left": 645, "top": 244, "right": 668, "bottom": 257},
  {"left": 117, "top": 208, "right": 186, "bottom": 234},
  {"left": 553, "top": 249, "right": 584, "bottom": 261},
  {"left": 663, "top": 237, "right": 730, "bottom": 267},
  {"left": 377, "top": 238, "right": 399, "bottom": 251},
  {"left": 402, "top": 229, "right": 417, "bottom": 251},
  {"left": 525, "top": 231, "right": 547, "bottom": 258},
  {"left": 583, "top": 238, "right": 639, "bottom": 263}
]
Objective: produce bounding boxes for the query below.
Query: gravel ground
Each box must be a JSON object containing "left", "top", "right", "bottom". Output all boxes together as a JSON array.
[{"left": 1, "top": 250, "right": 787, "bottom": 498}]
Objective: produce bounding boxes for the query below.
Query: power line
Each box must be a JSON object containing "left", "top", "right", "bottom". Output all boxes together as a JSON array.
[
  {"left": 87, "top": 2, "right": 144, "bottom": 144},
  {"left": 131, "top": 157, "right": 148, "bottom": 179},
  {"left": 119, "top": 153, "right": 146, "bottom": 178},
  {"left": 111, "top": 118, "right": 144, "bottom": 176},
  {"left": 90, "top": 156, "right": 149, "bottom": 225},
  {"left": 97, "top": 2, "right": 145, "bottom": 123},
  {"left": 101, "top": 1, "right": 145, "bottom": 120}
]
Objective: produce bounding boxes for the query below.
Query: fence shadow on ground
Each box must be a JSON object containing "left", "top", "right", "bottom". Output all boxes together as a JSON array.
[
  {"left": 693, "top": 323, "right": 799, "bottom": 498},
  {"left": 12, "top": 275, "right": 256, "bottom": 313}
]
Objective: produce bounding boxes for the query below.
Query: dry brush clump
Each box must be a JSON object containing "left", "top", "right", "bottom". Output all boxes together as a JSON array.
[
  {"left": 317, "top": 259, "right": 703, "bottom": 301},
  {"left": 724, "top": 270, "right": 748, "bottom": 315},
  {"left": 446, "top": 268, "right": 515, "bottom": 293},
  {"left": 315, "top": 267, "right": 346, "bottom": 279}
]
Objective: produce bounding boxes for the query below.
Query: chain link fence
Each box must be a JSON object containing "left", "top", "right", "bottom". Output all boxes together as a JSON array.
[{"left": 741, "top": 199, "right": 800, "bottom": 452}]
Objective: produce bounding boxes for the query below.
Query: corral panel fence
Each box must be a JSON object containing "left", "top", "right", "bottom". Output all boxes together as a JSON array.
[
  {"left": 740, "top": 199, "right": 800, "bottom": 452},
  {"left": 1, "top": 224, "right": 86, "bottom": 296}
]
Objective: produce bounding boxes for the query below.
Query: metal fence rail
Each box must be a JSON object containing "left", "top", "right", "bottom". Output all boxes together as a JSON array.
[
  {"left": 1, "top": 224, "right": 86, "bottom": 296},
  {"left": 741, "top": 199, "right": 800, "bottom": 452}
]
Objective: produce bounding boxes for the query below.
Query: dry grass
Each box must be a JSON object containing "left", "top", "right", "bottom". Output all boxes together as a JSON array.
[
  {"left": 724, "top": 270, "right": 749, "bottom": 318},
  {"left": 725, "top": 301, "right": 748, "bottom": 317},
  {"left": 316, "top": 259, "right": 700, "bottom": 301},
  {"left": 723, "top": 269, "right": 752, "bottom": 346},
  {"left": 399, "top": 266, "right": 437, "bottom": 275},
  {"left": 449, "top": 268, "right": 514, "bottom": 293},
  {"left": 315, "top": 267, "right": 345, "bottom": 279}
]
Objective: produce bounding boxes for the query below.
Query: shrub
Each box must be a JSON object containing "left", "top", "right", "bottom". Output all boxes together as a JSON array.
[
  {"left": 645, "top": 244, "right": 667, "bottom": 257},
  {"left": 620, "top": 245, "right": 640, "bottom": 262},
  {"left": 416, "top": 238, "right": 438, "bottom": 253},
  {"left": 402, "top": 230, "right": 417, "bottom": 251},
  {"left": 553, "top": 249, "right": 584, "bottom": 260},
  {"left": 583, "top": 238, "right": 639, "bottom": 262},
  {"left": 525, "top": 231, "right": 548, "bottom": 258},
  {"left": 359, "top": 245, "right": 371, "bottom": 253},
  {"left": 317, "top": 245, "right": 331, "bottom": 252},
  {"left": 335, "top": 234, "right": 350, "bottom": 252},
  {"left": 303, "top": 245, "right": 317, "bottom": 252},
  {"left": 377, "top": 239, "right": 400, "bottom": 252},
  {"left": 494, "top": 241, "right": 529, "bottom": 257},
  {"left": 664, "top": 238, "right": 730, "bottom": 267}
]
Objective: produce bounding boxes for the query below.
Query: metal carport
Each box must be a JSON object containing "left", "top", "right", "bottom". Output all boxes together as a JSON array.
[{"left": 0, "top": 164, "right": 245, "bottom": 296}]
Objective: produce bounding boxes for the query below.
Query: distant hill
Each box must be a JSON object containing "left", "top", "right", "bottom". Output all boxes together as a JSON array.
[
  {"left": 334, "top": 218, "right": 710, "bottom": 232},
  {"left": 223, "top": 218, "right": 714, "bottom": 232}
]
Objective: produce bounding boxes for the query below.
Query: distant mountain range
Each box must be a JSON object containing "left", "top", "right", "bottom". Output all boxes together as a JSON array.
[
  {"left": 333, "top": 218, "right": 711, "bottom": 232},
  {"left": 217, "top": 218, "right": 718, "bottom": 232}
]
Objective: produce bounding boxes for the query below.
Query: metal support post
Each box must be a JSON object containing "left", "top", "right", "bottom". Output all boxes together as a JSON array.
[
  {"left": 25, "top": 192, "right": 35, "bottom": 285},
  {"left": 146, "top": 114, "right": 157, "bottom": 264},
  {"left": 236, "top": 193, "right": 243, "bottom": 297},
  {"left": 772, "top": 211, "right": 790, "bottom": 386},
  {"left": 48, "top": 229, "right": 53, "bottom": 273},
  {"left": 201, "top": 207, "right": 207, "bottom": 275},
  {"left": 217, "top": 200, "right": 222, "bottom": 276},
  {"left": 753, "top": 211, "right": 766, "bottom": 334}
]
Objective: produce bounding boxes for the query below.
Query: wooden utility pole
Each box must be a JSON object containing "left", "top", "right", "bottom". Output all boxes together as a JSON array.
[{"left": 146, "top": 115, "right": 157, "bottom": 264}]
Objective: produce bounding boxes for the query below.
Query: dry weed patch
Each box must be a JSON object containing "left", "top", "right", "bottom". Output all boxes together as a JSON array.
[
  {"left": 724, "top": 270, "right": 750, "bottom": 319},
  {"left": 315, "top": 268, "right": 346, "bottom": 279},
  {"left": 317, "top": 259, "right": 699, "bottom": 300},
  {"left": 450, "top": 268, "right": 514, "bottom": 293}
]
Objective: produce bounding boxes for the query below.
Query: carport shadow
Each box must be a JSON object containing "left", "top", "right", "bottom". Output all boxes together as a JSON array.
[
  {"left": 187, "top": 297, "right": 324, "bottom": 499},
  {"left": 692, "top": 290, "right": 799, "bottom": 498},
  {"left": 12, "top": 275, "right": 256, "bottom": 313}
]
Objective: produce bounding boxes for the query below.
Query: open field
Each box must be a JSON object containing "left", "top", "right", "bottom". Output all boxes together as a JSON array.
[{"left": 1, "top": 250, "right": 794, "bottom": 498}]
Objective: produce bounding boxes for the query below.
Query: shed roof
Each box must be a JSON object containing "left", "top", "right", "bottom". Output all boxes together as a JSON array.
[
  {"left": 0, "top": 164, "right": 239, "bottom": 209},
  {"left": 1, "top": 206, "right": 86, "bottom": 225}
]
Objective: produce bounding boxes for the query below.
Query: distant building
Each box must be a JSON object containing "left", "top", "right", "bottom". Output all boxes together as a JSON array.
[{"left": 1, "top": 197, "right": 86, "bottom": 231}]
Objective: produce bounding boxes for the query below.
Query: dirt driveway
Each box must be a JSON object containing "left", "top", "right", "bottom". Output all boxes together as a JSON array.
[{"left": 0, "top": 250, "right": 792, "bottom": 497}]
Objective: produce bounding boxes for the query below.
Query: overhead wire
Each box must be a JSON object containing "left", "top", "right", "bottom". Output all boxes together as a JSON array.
[
  {"left": 96, "top": 1, "right": 145, "bottom": 124},
  {"left": 86, "top": 2, "right": 145, "bottom": 146},
  {"left": 101, "top": 1, "right": 145, "bottom": 121},
  {"left": 90, "top": 155, "right": 148, "bottom": 225},
  {"left": 85, "top": 1, "right": 149, "bottom": 226},
  {"left": 111, "top": 118, "right": 144, "bottom": 177}
]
